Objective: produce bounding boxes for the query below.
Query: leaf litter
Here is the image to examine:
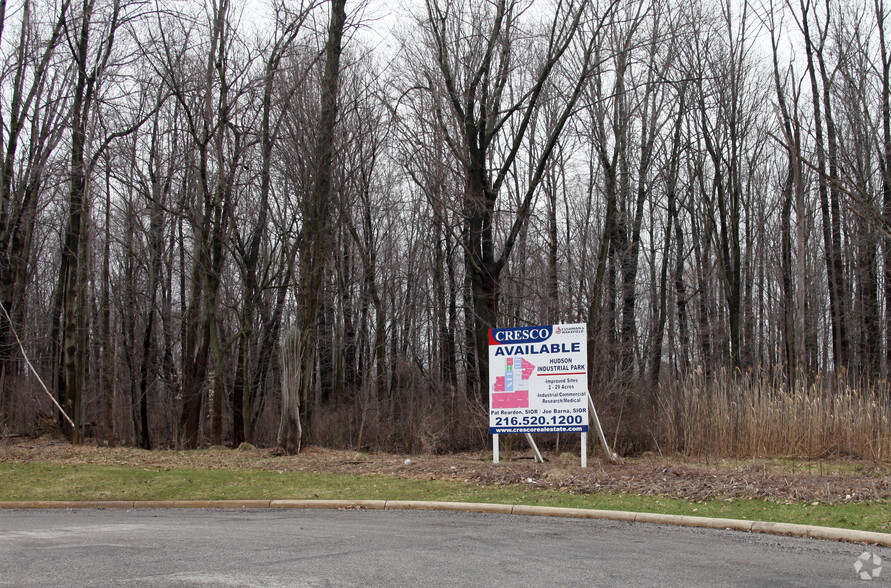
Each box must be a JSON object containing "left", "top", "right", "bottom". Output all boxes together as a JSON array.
[{"left": 1, "top": 442, "right": 889, "bottom": 505}]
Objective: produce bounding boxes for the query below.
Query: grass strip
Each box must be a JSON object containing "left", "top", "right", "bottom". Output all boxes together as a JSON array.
[{"left": 1, "top": 462, "right": 888, "bottom": 534}]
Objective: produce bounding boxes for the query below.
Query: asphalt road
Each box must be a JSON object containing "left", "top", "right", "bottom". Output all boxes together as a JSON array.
[{"left": 0, "top": 508, "right": 886, "bottom": 587}]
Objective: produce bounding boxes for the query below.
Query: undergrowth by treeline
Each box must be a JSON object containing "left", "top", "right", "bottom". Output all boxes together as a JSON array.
[{"left": 7, "top": 369, "right": 888, "bottom": 462}]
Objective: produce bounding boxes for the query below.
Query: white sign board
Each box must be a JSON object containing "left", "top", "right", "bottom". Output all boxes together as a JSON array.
[{"left": 488, "top": 323, "right": 588, "bottom": 434}]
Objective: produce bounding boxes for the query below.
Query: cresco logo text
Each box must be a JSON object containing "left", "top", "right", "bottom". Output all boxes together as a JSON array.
[{"left": 489, "top": 325, "right": 553, "bottom": 345}]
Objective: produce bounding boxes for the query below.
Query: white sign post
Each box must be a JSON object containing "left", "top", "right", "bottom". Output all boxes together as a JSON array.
[{"left": 489, "top": 323, "right": 589, "bottom": 466}]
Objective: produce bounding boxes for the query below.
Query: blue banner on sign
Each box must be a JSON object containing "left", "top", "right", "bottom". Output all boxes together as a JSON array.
[
  {"left": 490, "top": 426, "right": 588, "bottom": 434},
  {"left": 488, "top": 325, "right": 553, "bottom": 345}
]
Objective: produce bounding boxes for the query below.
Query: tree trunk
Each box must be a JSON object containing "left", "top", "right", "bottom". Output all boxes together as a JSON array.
[
  {"left": 279, "top": 0, "right": 347, "bottom": 454},
  {"left": 801, "top": 0, "right": 848, "bottom": 371},
  {"left": 61, "top": 5, "right": 91, "bottom": 441},
  {"left": 878, "top": 0, "right": 891, "bottom": 378}
]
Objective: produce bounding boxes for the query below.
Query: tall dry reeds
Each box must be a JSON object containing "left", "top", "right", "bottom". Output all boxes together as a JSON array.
[{"left": 654, "top": 369, "right": 891, "bottom": 460}]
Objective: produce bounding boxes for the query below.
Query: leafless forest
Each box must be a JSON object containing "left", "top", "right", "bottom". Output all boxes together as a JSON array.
[{"left": 0, "top": 0, "right": 890, "bottom": 458}]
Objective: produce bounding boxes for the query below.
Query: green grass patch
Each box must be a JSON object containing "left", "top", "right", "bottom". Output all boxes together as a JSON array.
[{"left": 0, "top": 462, "right": 887, "bottom": 533}]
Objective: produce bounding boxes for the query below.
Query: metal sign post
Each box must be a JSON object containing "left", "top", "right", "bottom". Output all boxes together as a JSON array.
[{"left": 587, "top": 389, "right": 618, "bottom": 461}]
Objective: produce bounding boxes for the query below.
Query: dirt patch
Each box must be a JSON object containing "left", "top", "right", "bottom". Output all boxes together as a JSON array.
[{"left": 2, "top": 441, "right": 890, "bottom": 505}]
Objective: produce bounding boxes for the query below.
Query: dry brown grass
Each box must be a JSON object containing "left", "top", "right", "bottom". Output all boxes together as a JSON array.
[{"left": 655, "top": 370, "right": 891, "bottom": 461}]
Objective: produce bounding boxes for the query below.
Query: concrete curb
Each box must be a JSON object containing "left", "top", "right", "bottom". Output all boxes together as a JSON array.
[{"left": 1, "top": 499, "right": 889, "bottom": 547}]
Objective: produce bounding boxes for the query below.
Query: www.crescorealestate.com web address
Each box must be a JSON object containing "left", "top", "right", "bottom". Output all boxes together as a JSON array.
[{"left": 489, "top": 426, "right": 589, "bottom": 434}]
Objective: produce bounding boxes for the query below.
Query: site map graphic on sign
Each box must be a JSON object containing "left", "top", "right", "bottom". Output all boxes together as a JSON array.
[{"left": 492, "top": 357, "right": 536, "bottom": 408}]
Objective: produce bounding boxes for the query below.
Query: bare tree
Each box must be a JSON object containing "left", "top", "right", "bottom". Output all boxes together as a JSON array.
[
  {"left": 410, "top": 0, "right": 614, "bottom": 401},
  {"left": 231, "top": 0, "right": 316, "bottom": 447},
  {"left": 876, "top": 0, "right": 891, "bottom": 377},
  {"left": 0, "top": 0, "right": 71, "bottom": 427},
  {"left": 278, "top": 0, "right": 347, "bottom": 454},
  {"left": 794, "top": 0, "right": 850, "bottom": 371},
  {"left": 149, "top": 0, "right": 255, "bottom": 447},
  {"left": 59, "top": 0, "right": 151, "bottom": 442}
]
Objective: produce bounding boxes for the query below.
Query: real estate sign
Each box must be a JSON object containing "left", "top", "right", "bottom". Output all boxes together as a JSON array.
[{"left": 488, "top": 323, "right": 588, "bottom": 434}]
